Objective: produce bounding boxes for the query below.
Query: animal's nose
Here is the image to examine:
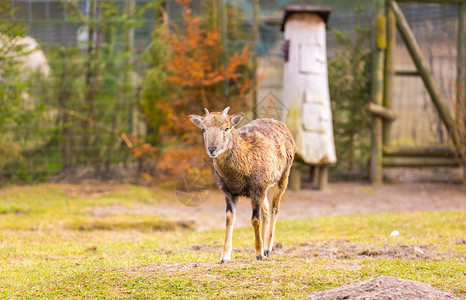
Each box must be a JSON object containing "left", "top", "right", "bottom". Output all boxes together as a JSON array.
[{"left": 208, "top": 147, "right": 217, "bottom": 155}]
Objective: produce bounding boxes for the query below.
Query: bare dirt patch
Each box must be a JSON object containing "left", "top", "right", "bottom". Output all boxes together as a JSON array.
[
  {"left": 65, "top": 218, "right": 195, "bottom": 232},
  {"left": 84, "top": 182, "right": 465, "bottom": 231},
  {"left": 88, "top": 204, "right": 159, "bottom": 217},
  {"left": 59, "top": 184, "right": 120, "bottom": 198},
  {"left": 183, "top": 240, "right": 464, "bottom": 263},
  {"left": 143, "top": 182, "right": 466, "bottom": 230},
  {"left": 303, "top": 276, "right": 457, "bottom": 300},
  {"left": 273, "top": 241, "right": 464, "bottom": 262},
  {"left": 118, "top": 262, "right": 219, "bottom": 274}
]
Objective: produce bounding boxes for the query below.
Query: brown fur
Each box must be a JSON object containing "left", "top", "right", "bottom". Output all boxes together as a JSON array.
[{"left": 189, "top": 107, "right": 296, "bottom": 262}]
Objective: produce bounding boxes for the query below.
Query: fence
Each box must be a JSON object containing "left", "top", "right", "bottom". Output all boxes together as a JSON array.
[
  {"left": 390, "top": 2, "right": 459, "bottom": 148},
  {"left": 0, "top": 0, "right": 461, "bottom": 182},
  {"left": 369, "top": 0, "right": 463, "bottom": 184}
]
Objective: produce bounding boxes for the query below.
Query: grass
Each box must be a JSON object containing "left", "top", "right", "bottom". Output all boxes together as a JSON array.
[{"left": 0, "top": 184, "right": 465, "bottom": 299}]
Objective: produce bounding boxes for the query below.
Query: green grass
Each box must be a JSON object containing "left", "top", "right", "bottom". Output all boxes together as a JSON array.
[{"left": 0, "top": 184, "right": 464, "bottom": 299}]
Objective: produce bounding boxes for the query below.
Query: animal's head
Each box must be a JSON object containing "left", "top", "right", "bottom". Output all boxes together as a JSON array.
[{"left": 189, "top": 107, "right": 244, "bottom": 158}]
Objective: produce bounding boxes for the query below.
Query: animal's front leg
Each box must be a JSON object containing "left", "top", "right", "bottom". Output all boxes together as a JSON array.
[
  {"left": 261, "top": 195, "right": 270, "bottom": 257},
  {"left": 220, "top": 193, "right": 237, "bottom": 264},
  {"left": 251, "top": 192, "right": 266, "bottom": 261}
]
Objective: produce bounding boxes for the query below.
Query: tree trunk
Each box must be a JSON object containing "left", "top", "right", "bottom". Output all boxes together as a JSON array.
[
  {"left": 82, "top": 0, "right": 95, "bottom": 166},
  {"left": 348, "top": 133, "right": 354, "bottom": 180},
  {"left": 463, "top": 162, "right": 466, "bottom": 188},
  {"left": 57, "top": 53, "right": 72, "bottom": 170}
]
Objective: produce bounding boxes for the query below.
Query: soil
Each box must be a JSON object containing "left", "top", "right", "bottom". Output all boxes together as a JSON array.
[
  {"left": 303, "top": 276, "right": 457, "bottom": 300},
  {"left": 89, "top": 182, "right": 466, "bottom": 231},
  {"left": 271, "top": 240, "right": 465, "bottom": 262},
  {"left": 182, "top": 240, "right": 465, "bottom": 265}
]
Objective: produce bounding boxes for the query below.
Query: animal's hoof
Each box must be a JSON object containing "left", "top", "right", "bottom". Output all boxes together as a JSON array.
[
  {"left": 219, "top": 259, "right": 230, "bottom": 264},
  {"left": 256, "top": 254, "right": 263, "bottom": 261},
  {"left": 263, "top": 250, "right": 269, "bottom": 257}
]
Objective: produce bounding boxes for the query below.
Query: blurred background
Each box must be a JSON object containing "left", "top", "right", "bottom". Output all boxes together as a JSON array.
[{"left": 0, "top": 0, "right": 463, "bottom": 184}]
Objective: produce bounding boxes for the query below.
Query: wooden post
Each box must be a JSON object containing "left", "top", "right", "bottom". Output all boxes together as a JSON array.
[
  {"left": 383, "top": 7, "right": 396, "bottom": 148},
  {"left": 458, "top": 3, "right": 466, "bottom": 186},
  {"left": 397, "top": 0, "right": 464, "bottom": 2},
  {"left": 370, "top": 0, "right": 386, "bottom": 184},
  {"left": 309, "top": 165, "right": 318, "bottom": 184},
  {"left": 383, "top": 156, "right": 459, "bottom": 167},
  {"left": 458, "top": 3, "right": 465, "bottom": 108},
  {"left": 221, "top": 0, "right": 229, "bottom": 95},
  {"left": 458, "top": 3, "right": 466, "bottom": 96},
  {"left": 384, "top": 146, "right": 457, "bottom": 158},
  {"left": 388, "top": 0, "right": 456, "bottom": 144},
  {"left": 458, "top": 3, "right": 466, "bottom": 92},
  {"left": 290, "top": 163, "right": 301, "bottom": 191},
  {"left": 318, "top": 166, "right": 329, "bottom": 190},
  {"left": 309, "top": 165, "right": 314, "bottom": 182},
  {"left": 125, "top": 0, "right": 136, "bottom": 133},
  {"left": 252, "top": 0, "right": 259, "bottom": 119},
  {"left": 367, "top": 103, "right": 397, "bottom": 121}
]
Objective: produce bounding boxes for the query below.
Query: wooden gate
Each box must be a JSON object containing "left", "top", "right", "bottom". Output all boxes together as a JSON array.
[{"left": 369, "top": 0, "right": 466, "bottom": 184}]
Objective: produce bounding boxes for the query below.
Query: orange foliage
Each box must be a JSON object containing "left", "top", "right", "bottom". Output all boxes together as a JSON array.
[{"left": 136, "top": 0, "right": 253, "bottom": 180}]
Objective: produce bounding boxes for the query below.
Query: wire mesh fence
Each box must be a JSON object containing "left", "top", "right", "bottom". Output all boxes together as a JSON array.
[
  {"left": 0, "top": 0, "right": 461, "bottom": 182},
  {"left": 391, "top": 2, "right": 459, "bottom": 148}
]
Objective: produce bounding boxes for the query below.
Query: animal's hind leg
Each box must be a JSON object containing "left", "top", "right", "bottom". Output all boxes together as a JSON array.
[
  {"left": 261, "top": 194, "right": 270, "bottom": 257},
  {"left": 251, "top": 192, "right": 266, "bottom": 261},
  {"left": 265, "top": 171, "right": 290, "bottom": 256}
]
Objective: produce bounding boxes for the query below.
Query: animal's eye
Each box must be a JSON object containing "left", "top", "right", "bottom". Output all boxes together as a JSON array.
[
  {"left": 202, "top": 128, "right": 206, "bottom": 132},
  {"left": 224, "top": 127, "right": 230, "bottom": 132}
]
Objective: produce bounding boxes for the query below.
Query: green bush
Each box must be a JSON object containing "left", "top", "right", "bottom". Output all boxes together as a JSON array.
[
  {"left": 328, "top": 8, "right": 372, "bottom": 180},
  {"left": 0, "top": 2, "right": 55, "bottom": 181}
]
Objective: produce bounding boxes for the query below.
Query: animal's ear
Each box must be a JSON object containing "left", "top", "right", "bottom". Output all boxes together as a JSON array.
[
  {"left": 188, "top": 114, "right": 204, "bottom": 128},
  {"left": 230, "top": 113, "right": 244, "bottom": 127}
]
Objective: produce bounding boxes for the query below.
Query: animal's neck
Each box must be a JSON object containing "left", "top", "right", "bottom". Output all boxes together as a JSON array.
[{"left": 214, "top": 129, "right": 245, "bottom": 171}]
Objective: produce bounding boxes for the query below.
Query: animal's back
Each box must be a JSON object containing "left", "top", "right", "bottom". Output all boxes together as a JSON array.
[{"left": 238, "top": 118, "right": 296, "bottom": 169}]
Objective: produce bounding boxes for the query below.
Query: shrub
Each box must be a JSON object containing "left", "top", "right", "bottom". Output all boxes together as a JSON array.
[
  {"left": 328, "top": 8, "right": 372, "bottom": 180},
  {"left": 137, "top": 0, "right": 253, "bottom": 179}
]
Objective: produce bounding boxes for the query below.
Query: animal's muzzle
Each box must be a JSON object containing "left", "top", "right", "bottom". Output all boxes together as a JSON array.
[{"left": 208, "top": 147, "right": 217, "bottom": 156}]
